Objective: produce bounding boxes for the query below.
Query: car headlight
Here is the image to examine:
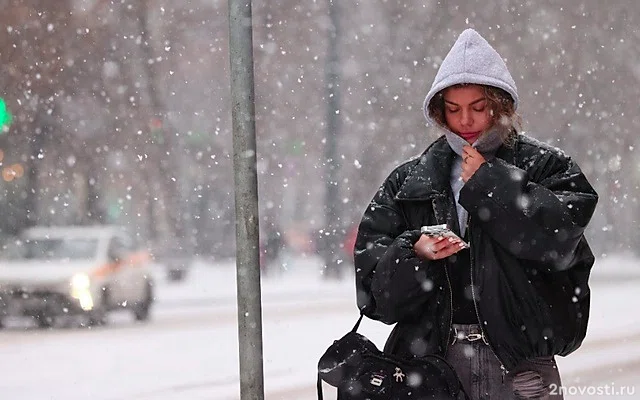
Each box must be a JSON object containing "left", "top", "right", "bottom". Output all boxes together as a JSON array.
[
  {"left": 70, "top": 273, "right": 94, "bottom": 311},
  {"left": 71, "top": 273, "right": 91, "bottom": 290}
]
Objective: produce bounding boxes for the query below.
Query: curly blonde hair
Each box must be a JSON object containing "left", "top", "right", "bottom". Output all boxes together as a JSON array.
[{"left": 427, "top": 84, "right": 521, "bottom": 143}]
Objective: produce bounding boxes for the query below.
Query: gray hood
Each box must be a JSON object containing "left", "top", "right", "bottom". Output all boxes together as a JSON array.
[{"left": 422, "top": 29, "right": 518, "bottom": 126}]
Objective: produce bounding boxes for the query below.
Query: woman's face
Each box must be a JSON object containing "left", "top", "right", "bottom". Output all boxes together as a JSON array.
[{"left": 443, "top": 85, "right": 492, "bottom": 144}]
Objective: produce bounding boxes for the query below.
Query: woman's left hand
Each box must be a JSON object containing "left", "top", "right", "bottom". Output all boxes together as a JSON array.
[{"left": 461, "top": 145, "right": 486, "bottom": 182}]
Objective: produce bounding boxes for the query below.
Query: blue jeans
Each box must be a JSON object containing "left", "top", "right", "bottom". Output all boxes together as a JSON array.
[{"left": 446, "top": 324, "right": 564, "bottom": 400}]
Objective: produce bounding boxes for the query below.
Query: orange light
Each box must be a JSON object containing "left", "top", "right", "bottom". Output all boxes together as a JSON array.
[
  {"left": 2, "top": 167, "right": 15, "bottom": 182},
  {"left": 12, "top": 163, "right": 23, "bottom": 178}
]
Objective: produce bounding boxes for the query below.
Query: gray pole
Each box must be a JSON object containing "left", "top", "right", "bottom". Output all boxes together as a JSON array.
[
  {"left": 228, "top": 1, "right": 265, "bottom": 399},
  {"left": 323, "top": 0, "right": 342, "bottom": 278}
]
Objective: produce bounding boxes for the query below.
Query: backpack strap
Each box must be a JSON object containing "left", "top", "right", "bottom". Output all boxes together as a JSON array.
[
  {"left": 317, "top": 309, "right": 366, "bottom": 400},
  {"left": 317, "top": 373, "right": 324, "bottom": 400},
  {"left": 351, "top": 309, "right": 365, "bottom": 332}
]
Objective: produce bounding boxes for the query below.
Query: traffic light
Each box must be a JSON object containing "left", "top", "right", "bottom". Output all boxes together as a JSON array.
[{"left": 0, "top": 98, "right": 12, "bottom": 132}]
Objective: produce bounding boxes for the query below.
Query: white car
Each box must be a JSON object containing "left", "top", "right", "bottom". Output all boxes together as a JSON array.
[{"left": 0, "top": 226, "right": 154, "bottom": 328}]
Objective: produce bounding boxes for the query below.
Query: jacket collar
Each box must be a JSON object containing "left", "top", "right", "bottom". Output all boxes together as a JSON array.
[
  {"left": 395, "top": 136, "right": 455, "bottom": 201},
  {"left": 395, "top": 133, "right": 518, "bottom": 202},
  {"left": 495, "top": 134, "right": 517, "bottom": 165}
]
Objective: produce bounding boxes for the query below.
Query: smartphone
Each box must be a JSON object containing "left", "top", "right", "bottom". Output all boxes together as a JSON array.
[{"left": 420, "top": 224, "right": 469, "bottom": 248}]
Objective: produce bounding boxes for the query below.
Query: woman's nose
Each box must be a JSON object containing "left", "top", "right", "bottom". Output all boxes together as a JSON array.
[{"left": 460, "top": 109, "right": 472, "bottom": 127}]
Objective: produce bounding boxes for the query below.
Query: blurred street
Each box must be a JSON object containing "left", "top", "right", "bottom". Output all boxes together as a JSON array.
[{"left": 0, "top": 255, "right": 638, "bottom": 400}]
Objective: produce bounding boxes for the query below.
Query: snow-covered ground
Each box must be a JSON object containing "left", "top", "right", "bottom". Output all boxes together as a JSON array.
[{"left": 0, "top": 254, "right": 638, "bottom": 399}]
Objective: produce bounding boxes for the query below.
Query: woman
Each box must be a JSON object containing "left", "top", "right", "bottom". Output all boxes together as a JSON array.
[{"left": 354, "top": 29, "right": 598, "bottom": 399}]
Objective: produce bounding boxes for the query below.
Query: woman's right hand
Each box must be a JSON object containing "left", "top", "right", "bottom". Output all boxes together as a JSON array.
[{"left": 413, "top": 234, "right": 466, "bottom": 260}]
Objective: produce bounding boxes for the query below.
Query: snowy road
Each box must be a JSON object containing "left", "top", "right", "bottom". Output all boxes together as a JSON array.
[
  {"left": 0, "top": 298, "right": 355, "bottom": 400},
  {"left": 0, "top": 259, "right": 361, "bottom": 400},
  {"left": 0, "top": 255, "right": 639, "bottom": 400}
]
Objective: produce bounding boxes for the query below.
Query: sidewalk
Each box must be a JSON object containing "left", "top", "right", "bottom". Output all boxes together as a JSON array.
[
  {"left": 153, "top": 253, "right": 640, "bottom": 347},
  {"left": 153, "top": 254, "right": 354, "bottom": 307},
  {"left": 153, "top": 253, "right": 640, "bottom": 399},
  {"left": 555, "top": 279, "right": 640, "bottom": 378},
  {"left": 565, "top": 252, "right": 640, "bottom": 371}
]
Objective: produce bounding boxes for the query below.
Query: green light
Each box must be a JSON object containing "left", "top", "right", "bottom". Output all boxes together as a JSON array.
[{"left": 0, "top": 98, "right": 12, "bottom": 131}]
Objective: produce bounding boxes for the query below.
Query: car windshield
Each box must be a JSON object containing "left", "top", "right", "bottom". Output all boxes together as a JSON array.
[{"left": 1, "top": 237, "right": 99, "bottom": 261}]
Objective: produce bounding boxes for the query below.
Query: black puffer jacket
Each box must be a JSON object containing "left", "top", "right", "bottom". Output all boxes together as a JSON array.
[{"left": 354, "top": 134, "right": 598, "bottom": 372}]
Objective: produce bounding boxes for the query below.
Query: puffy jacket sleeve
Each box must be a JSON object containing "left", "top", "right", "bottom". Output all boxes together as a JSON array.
[
  {"left": 354, "top": 168, "right": 446, "bottom": 324},
  {"left": 459, "top": 147, "right": 598, "bottom": 271}
]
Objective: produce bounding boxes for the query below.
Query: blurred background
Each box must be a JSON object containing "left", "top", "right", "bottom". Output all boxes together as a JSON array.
[
  {"left": 0, "top": 1, "right": 639, "bottom": 399},
  {"left": 1, "top": 1, "right": 637, "bottom": 265}
]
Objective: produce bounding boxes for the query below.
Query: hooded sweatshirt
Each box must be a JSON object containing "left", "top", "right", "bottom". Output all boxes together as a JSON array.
[
  {"left": 423, "top": 28, "right": 519, "bottom": 237},
  {"left": 423, "top": 28, "right": 518, "bottom": 121}
]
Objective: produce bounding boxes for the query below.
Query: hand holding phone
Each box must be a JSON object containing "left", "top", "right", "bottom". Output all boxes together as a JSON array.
[{"left": 420, "top": 224, "right": 469, "bottom": 249}]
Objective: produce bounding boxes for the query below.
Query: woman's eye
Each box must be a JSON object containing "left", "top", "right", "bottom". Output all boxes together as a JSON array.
[
  {"left": 446, "top": 108, "right": 459, "bottom": 113},
  {"left": 473, "top": 107, "right": 485, "bottom": 112}
]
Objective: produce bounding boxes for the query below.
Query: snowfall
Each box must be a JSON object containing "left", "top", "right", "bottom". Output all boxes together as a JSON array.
[{"left": 0, "top": 253, "right": 639, "bottom": 400}]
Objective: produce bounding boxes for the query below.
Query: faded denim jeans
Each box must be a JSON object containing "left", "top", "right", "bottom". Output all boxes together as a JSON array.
[{"left": 446, "top": 324, "right": 563, "bottom": 400}]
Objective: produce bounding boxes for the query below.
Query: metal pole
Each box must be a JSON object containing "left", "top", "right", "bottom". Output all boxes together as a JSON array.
[
  {"left": 228, "top": 1, "right": 264, "bottom": 399},
  {"left": 323, "top": 0, "right": 342, "bottom": 278}
]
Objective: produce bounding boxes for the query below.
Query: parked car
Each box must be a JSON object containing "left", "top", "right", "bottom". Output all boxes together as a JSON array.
[{"left": 0, "top": 225, "right": 154, "bottom": 328}]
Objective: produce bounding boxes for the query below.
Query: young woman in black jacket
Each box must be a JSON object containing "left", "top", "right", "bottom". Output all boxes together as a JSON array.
[{"left": 354, "top": 29, "right": 598, "bottom": 399}]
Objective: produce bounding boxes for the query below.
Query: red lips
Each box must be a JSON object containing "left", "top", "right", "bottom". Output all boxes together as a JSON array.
[{"left": 457, "top": 131, "right": 482, "bottom": 142}]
